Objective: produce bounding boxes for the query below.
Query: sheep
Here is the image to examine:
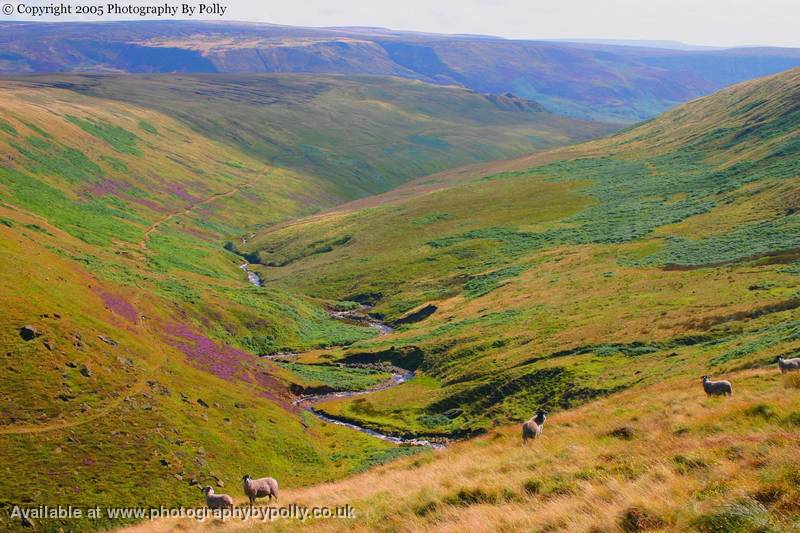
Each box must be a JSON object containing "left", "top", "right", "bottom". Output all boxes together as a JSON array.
[
  {"left": 701, "top": 375, "right": 732, "bottom": 397},
  {"left": 777, "top": 356, "right": 800, "bottom": 374},
  {"left": 522, "top": 410, "right": 548, "bottom": 444},
  {"left": 242, "top": 474, "right": 278, "bottom": 509},
  {"left": 201, "top": 486, "right": 234, "bottom": 510}
]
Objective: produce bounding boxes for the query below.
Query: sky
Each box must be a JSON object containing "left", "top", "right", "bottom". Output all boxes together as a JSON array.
[{"left": 6, "top": 0, "right": 800, "bottom": 48}]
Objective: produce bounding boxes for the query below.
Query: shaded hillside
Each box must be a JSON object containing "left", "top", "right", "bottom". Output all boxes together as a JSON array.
[
  {"left": 243, "top": 68, "right": 800, "bottom": 439},
  {"left": 3, "top": 21, "right": 800, "bottom": 122},
  {"left": 10, "top": 74, "right": 610, "bottom": 199}
]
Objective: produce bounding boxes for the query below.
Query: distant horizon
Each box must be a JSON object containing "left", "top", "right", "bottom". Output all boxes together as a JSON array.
[
  {"left": 4, "top": 0, "right": 800, "bottom": 48},
  {"left": 2, "top": 18, "right": 800, "bottom": 51}
]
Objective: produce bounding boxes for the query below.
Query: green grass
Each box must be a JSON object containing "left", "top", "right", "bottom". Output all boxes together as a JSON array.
[
  {"left": 243, "top": 68, "right": 800, "bottom": 439},
  {"left": 65, "top": 115, "right": 142, "bottom": 156},
  {"left": 37, "top": 73, "right": 612, "bottom": 199},
  {"left": 280, "top": 363, "right": 391, "bottom": 392}
]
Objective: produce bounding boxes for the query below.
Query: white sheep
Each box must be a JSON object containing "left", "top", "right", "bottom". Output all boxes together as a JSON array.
[
  {"left": 242, "top": 474, "right": 279, "bottom": 508},
  {"left": 702, "top": 375, "right": 732, "bottom": 396},
  {"left": 201, "top": 486, "right": 234, "bottom": 510},
  {"left": 777, "top": 356, "right": 800, "bottom": 374},
  {"left": 522, "top": 410, "right": 548, "bottom": 444}
]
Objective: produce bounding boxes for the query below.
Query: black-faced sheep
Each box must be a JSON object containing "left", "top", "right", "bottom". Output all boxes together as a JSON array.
[
  {"left": 242, "top": 474, "right": 278, "bottom": 508},
  {"left": 201, "top": 486, "right": 234, "bottom": 510},
  {"left": 777, "top": 356, "right": 800, "bottom": 374},
  {"left": 702, "top": 375, "right": 732, "bottom": 396},
  {"left": 522, "top": 410, "right": 548, "bottom": 444}
]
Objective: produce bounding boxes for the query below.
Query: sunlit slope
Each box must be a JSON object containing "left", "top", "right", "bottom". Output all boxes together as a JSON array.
[
  {"left": 120, "top": 368, "right": 800, "bottom": 533},
  {"left": 243, "top": 68, "right": 800, "bottom": 438},
  {"left": 0, "top": 83, "right": 414, "bottom": 532},
  {"left": 15, "top": 73, "right": 613, "bottom": 198}
]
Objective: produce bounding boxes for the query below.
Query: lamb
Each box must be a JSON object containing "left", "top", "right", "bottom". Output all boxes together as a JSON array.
[
  {"left": 201, "top": 486, "right": 234, "bottom": 510},
  {"left": 701, "top": 375, "right": 732, "bottom": 396},
  {"left": 777, "top": 356, "right": 800, "bottom": 374},
  {"left": 242, "top": 474, "right": 279, "bottom": 508},
  {"left": 522, "top": 410, "right": 548, "bottom": 444}
]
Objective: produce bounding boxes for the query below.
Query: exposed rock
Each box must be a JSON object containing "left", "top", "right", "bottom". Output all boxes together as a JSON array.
[
  {"left": 216, "top": 480, "right": 225, "bottom": 487},
  {"left": 66, "top": 361, "right": 78, "bottom": 368},
  {"left": 189, "top": 478, "right": 198, "bottom": 486},
  {"left": 234, "top": 402, "right": 247, "bottom": 409},
  {"left": 197, "top": 398, "right": 209, "bottom": 408},
  {"left": 43, "top": 339, "right": 55, "bottom": 351},
  {"left": 98, "top": 335, "right": 118, "bottom": 346},
  {"left": 19, "top": 325, "right": 40, "bottom": 341},
  {"left": 79, "top": 365, "right": 92, "bottom": 378}
]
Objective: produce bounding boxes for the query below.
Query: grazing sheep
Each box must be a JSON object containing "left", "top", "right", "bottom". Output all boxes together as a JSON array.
[
  {"left": 201, "top": 486, "right": 234, "bottom": 510},
  {"left": 242, "top": 474, "right": 278, "bottom": 508},
  {"left": 702, "top": 375, "right": 732, "bottom": 397},
  {"left": 522, "top": 410, "right": 548, "bottom": 444},
  {"left": 777, "top": 356, "right": 800, "bottom": 374}
]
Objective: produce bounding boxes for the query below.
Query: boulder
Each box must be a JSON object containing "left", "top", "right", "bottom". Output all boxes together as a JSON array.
[{"left": 19, "top": 325, "right": 40, "bottom": 341}]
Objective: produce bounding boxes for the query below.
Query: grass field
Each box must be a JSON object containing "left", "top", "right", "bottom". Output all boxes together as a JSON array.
[
  {"left": 119, "top": 368, "right": 800, "bottom": 532},
  {"left": 2, "top": 64, "right": 800, "bottom": 532},
  {"left": 13, "top": 74, "right": 613, "bottom": 199},
  {"left": 243, "top": 69, "right": 800, "bottom": 442},
  {"left": 0, "top": 69, "right": 617, "bottom": 530}
]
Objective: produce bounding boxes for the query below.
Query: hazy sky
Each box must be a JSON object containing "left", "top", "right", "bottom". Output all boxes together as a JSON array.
[{"left": 8, "top": 0, "right": 800, "bottom": 47}]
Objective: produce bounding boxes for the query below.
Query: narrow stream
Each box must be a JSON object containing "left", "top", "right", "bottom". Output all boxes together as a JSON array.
[
  {"left": 238, "top": 245, "right": 446, "bottom": 447},
  {"left": 240, "top": 262, "right": 263, "bottom": 286}
]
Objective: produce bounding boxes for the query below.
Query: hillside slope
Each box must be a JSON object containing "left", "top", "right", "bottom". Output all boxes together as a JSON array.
[
  {"left": 0, "top": 80, "right": 427, "bottom": 532},
  {"left": 243, "top": 68, "right": 800, "bottom": 441},
  {"left": 11, "top": 73, "right": 611, "bottom": 199},
  {"left": 121, "top": 368, "right": 800, "bottom": 532},
  {"left": 3, "top": 21, "right": 800, "bottom": 122}
]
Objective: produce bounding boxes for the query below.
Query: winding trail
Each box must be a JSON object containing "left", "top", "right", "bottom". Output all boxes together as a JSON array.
[
  {"left": 0, "top": 313, "right": 165, "bottom": 436},
  {"left": 0, "top": 187, "right": 242, "bottom": 435},
  {"left": 139, "top": 188, "right": 239, "bottom": 250}
]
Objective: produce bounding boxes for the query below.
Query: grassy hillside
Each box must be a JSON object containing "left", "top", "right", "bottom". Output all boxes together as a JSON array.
[
  {"left": 14, "top": 74, "right": 611, "bottom": 199},
  {"left": 120, "top": 368, "right": 800, "bottom": 532},
  {"left": 4, "top": 21, "right": 800, "bottom": 122},
  {"left": 0, "top": 80, "right": 429, "bottom": 532},
  {"left": 243, "top": 68, "right": 800, "bottom": 441}
]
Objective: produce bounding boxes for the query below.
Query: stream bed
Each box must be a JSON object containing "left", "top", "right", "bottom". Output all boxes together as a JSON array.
[{"left": 241, "top": 259, "right": 446, "bottom": 447}]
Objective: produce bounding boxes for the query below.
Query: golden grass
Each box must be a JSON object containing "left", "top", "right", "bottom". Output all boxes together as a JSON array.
[{"left": 117, "top": 367, "right": 800, "bottom": 532}]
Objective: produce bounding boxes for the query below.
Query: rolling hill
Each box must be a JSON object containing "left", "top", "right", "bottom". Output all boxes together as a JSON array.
[
  {"left": 14, "top": 73, "right": 609, "bottom": 198},
  {"left": 242, "top": 68, "right": 800, "bottom": 444},
  {"left": 4, "top": 21, "right": 800, "bottom": 122},
  {"left": 1, "top": 37, "right": 800, "bottom": 533},
  {"left": 122, "top": 367, "right": 800, "bottom": 532},
  {"left": 0, "top": 71, "right": 609, "bottom": 531}
]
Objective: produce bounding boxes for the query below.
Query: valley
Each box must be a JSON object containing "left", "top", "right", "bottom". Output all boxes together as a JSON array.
[{"left": 0, "top": 18, "right": 799, "bottom": 533}]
